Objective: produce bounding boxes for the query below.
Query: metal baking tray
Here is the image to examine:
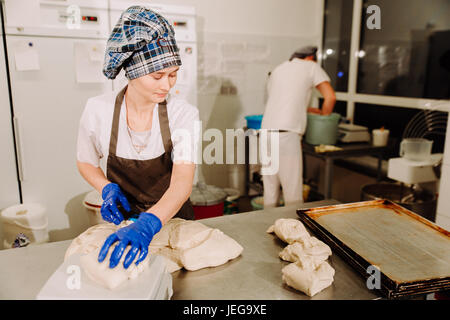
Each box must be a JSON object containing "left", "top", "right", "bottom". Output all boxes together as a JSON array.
[{"left": 297, "top": 200, "right": 450, "bottom": 299}]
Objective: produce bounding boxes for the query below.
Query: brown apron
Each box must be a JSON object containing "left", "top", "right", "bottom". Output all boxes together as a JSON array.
[{"left": 106, "top": 86, "right": 194, "bottom": 220}]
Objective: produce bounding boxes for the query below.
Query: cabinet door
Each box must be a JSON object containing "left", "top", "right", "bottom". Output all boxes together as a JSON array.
[
  {"left": 0, "top": 31, "right": 20, "bottom": 211},
  {"left": 6, "top": 35, "right": 112, "bottom": 240}
]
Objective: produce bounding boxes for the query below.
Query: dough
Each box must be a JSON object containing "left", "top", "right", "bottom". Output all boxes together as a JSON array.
[
  {"left": 267, "top": 218, "right": 335, "bottom": 297},
  {"left": 64, "top": 221, "right": 129, "bottom": 261},
  {"left": 150, "top": 218, "right": 185, "bottom": 247},
  {"left": 266, "top": 218, "right": 310, "bottom": 244},
  {"left": 181, "top": 229, "right": 243, "bottom": 271},
  {"left": 169, "top": 220, "right": 213, "bottom": 250},
  {"left": 65, "top": 218, "right": 243, "bottom": 290},
  {"left": 279, "top": 237, "right": 332, "bottom": 263},
  {"left": 80, "top": 244, "right": 150, "bottom": 290},
  {"left": 281, "top": 259, "right": 335, "bottom": 297}
]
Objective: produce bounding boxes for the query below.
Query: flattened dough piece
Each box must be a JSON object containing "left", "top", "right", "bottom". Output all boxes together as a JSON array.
[
  {"left": 151, "top": 218, "right": 186, "bottom": 247},
  {"left": 80, "top": 245, "right": 150, "bottom": 290},
  {"left": 279, "top": 237, "right": 332, "bottom": 263},
  {"left": 267, "top": 218, "right": 310, "bottom": 244},
  {"left": 181, "top": 229, "right": 244, "bottom": 271},
  {"left": 281, "top": 259, "right": 335, "bottom": 297},
  {"left": 64, "top": 222, "right": 128, "bottom": 261},
  {"left": 169, "top": 220, "right": 213, "bottom": 250}
]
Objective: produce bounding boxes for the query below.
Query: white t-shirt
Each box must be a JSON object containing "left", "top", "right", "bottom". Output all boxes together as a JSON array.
[
  {"left": 77, "top": 89, "right": 200, "bottom": 168},
  {"left": 261, "top": 59, "right": 331, "bottom": 134}
]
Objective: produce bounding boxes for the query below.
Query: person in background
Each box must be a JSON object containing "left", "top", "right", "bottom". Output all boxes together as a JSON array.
[
  {"left": 260, "top": 46, "right": 336, "bottom": 207},
  {"left": 76, "top": 6, "right": 199, "bottom": 269}
]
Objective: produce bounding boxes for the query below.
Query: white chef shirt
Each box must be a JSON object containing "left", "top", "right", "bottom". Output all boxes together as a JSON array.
[
  {"left": 77, "top": 89, "right": 200, "bottom": 168},
  {"left": 261, "top": 59, "right": 331, "bottom": 135}
]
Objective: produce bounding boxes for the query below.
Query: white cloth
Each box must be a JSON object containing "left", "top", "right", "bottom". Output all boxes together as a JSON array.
[
  {"left": 262, "top": 132, "right": 303, "bottom": 206},
  {"left": 77, "top": 89, "right": 200, "bottom": 167},
  {"left": 261, "top": 59, "right": 330, "bottom": 135}
]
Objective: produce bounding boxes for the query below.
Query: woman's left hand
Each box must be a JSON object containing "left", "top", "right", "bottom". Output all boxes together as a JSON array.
[{"left": 97, "top": 212, "right": 162, "bottom": 269}]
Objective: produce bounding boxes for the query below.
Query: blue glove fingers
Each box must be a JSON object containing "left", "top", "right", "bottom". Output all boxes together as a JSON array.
[
  {"left": 109, "top": 240, "right": 129, "bottom": 268},
  {"left": 118, "top": 193, "right": 131, "bottom": 212},
  {"left": 123, "top": 246, "right": 140, "bottom": 269},
  {"left": 100, "top": 203, "right": 114, "bottom": 223},
  {"left": 98, "top": 233, "right": 119, "bottom": 263},
  {"left": 136, "top": 243, "right": 149, "bottom": 265},
  {"left": 109, "top": 203, "right": 124, "bottom": 225}
]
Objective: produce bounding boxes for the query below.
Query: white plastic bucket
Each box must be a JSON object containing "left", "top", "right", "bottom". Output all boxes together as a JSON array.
[
  {"left": 1, "top": 203, "right": 49, "bottom": 248},
  {"left": 83, "top": 190, "right": 106, "bottom": 226}
]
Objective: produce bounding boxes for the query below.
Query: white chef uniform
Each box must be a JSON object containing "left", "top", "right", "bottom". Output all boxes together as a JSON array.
[
  {"left": 261, "top": 58, "right": 331, "bottom": 207},
  {"left": 77, "top": 89, "right": 200, "bottom": 168}
]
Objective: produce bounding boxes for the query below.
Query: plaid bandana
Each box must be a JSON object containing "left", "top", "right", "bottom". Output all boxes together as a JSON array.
[{"left": 103, "top": 6, "right": 182, "bottom": 80}]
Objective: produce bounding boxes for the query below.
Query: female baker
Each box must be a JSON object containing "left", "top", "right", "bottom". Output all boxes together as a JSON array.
[{"left": 76, "top": 6, "right": 199, "bottom": 269}]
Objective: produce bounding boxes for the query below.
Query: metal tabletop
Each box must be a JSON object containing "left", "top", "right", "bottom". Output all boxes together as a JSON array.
[
  {"left": 302, "top": 142, "right": 388, "bottom": 199},
  {"left": 0, "top": 200, "right": 380, "bottom": 300}
]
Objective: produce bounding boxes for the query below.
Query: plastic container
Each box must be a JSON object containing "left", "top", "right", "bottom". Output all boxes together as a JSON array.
[
  {"left": 1, "top": 203, "right": 49, "bottom": 248},
  {"left": 83, "top": 190, "right": 106, "bottom": 226},
  {"left": 400, "top": 138, "right": 433, "bottom": 161},
  {"left": 372, "top": 128, "right": 390, "bottom": 146},
  {"left": 245, "top": 114, "right": 263, "bottom": 130},
  {"left": 190, "top": 182, "right": 228, "bottom": 220},
  {"left": 305, "top": 113, "right": 341, "bottom": 145}
]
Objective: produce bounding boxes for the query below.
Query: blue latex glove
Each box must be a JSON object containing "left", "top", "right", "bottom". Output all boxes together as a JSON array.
[
  {"left": 97, "top": 212, "right": 162, "bottom": 269},
  {"left": 101, "top": 183, "right": 131, "bottom": 225}
]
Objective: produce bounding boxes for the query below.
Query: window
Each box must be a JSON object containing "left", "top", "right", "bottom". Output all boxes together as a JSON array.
[
  {"left": 353, "top": 103, "right": 447, "bottom": 157},
  {"left": 319, "top": 98, "right": 347, "bottom": 118},
  {"left": 358, "top": 0, "right": 450, "bottom": 99},
  {"left": 322, "top": 0, "right": 354, "bottom": 92}
]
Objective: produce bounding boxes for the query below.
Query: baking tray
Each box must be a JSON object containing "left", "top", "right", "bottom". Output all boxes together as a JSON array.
[{"left": 296, "top": 200, "right": 450, "bottom": 299}]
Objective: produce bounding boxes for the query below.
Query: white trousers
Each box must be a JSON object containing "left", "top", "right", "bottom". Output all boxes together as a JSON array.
[{"left": 261, "top": 132, "right": 303, "bottom": 207}]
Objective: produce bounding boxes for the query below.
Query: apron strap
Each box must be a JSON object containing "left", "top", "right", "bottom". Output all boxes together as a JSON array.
[
  {"left": 109, "top": 85, "right": 127, "bottom": 156},
  {"left": 109, "top": 86, "right": 173, "bottom": 155},
  {"left": 158, "top": 100, "right": 173, "bottom": 153}
]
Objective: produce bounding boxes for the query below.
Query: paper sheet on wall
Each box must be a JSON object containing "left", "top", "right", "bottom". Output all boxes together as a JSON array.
[
  {"left": 4, "top": 0, "right": 41, "bottom": 27},
  {"left": 14, "top": 41, "right": 40, "bottom": 71},
  {"left": 74, "top": 42, "right": 105, "bottom": 83}
]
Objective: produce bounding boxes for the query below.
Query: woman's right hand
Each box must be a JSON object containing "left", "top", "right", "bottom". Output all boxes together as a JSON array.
[{"left": 101, "top": 183, "right": 131, "bottom": 225}]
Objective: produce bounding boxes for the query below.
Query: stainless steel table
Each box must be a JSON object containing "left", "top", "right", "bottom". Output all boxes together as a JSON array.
[
  {"left": 302, "top": 142, "right": 387, "bottom": 199},
  {"left": 0, "top": 200, "right": 380, "bottom": 300}
]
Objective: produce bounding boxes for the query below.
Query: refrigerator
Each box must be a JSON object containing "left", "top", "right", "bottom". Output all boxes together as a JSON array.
[{"left": 2, "top": 0, "right": 112, "bottom": 241}]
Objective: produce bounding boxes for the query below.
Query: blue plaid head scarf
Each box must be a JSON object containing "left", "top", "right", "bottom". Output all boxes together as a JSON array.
[{"left": 103, "top": 6, "right": 182, "bottom": 80}]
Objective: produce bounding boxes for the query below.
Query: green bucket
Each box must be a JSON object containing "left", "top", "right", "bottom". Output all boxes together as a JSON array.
[{"left": 305, "top": 113, "right": 341, "bottom": 145}]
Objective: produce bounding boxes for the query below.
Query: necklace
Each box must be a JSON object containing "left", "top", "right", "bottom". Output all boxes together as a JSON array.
[{"left": 127, "top": 125, "right": 151, "bottom": 154}]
